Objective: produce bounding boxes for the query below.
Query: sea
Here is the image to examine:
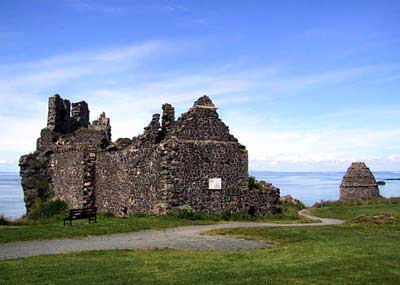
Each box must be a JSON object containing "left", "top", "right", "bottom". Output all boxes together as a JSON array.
[{"left": 1, "top": 171, "right": 399, "bottom": 219}]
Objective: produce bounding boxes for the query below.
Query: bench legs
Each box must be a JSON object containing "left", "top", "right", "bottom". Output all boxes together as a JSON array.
[
  {"left": 88, "top": 217, "right": 97, "bottom": 224},
  {"left": 63, "top": 217, "right": 97, "bottom": 225}
]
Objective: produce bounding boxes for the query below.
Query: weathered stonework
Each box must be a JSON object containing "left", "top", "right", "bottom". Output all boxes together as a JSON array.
[
  {"left": 47, "top": 94, "right": 71, "bottom": 134},
  {"left": 71, "top": 101, "right": 90, "bottom": 131},
  {"left": 20, "top": 94, "right": 280, "bottom": 216},
  {"left": 340, "top": 162, "right": 381, "bottom": 201},
  {"left": 19, "top": 151, "right": 52, "bottom": 211}
]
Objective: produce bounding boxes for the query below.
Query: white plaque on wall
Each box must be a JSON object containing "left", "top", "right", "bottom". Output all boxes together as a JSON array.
[{"left": 209, "top": 178, "right": 222, "bottom": 190}]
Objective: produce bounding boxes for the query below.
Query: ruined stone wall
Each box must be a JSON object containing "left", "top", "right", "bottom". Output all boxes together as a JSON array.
[
  {"left": 69, "top": 128, "right": 110, "bottom": 148},
  {"left": 21, "top": 94, "right": 280, "bottom": 216},
  {"left": 50, "top": 148, "right": 86, "bottom": 209},
  {"left": 71, "top": 101, "right": 90, "bottom": 131},
  {"left": 157, "top": 95, "right": 279, "bottom": 215},
  {"left": 47, "top": 126, "right": 110, "bottom": 209},
  {"left": 47, "top": 95, "right": 71, "bottom": 134},
  {"left": 19, "top": 151, "right": 53, "bottom": 212},
  {"left": 166, "top": 140, "right": 247, "bottom": 211},
  {"left": 95, "top": 143, "right": 167, "bottom": 216},
  {"left": 164, "top": 140, "right": 278, "bottom": 215},
  {"left": 174, "top": 107, "right": 237, "bottom": 142},
  {"left": 20, "top": 93, "right": 112, "bottom": 212},
  {"left": 238, "top": 184, "right": 280, "bottom": 215}
]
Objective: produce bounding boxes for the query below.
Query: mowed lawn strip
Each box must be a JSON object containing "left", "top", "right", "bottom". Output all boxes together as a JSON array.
[
  {"left": 0, "top": 214, "right": 217, "bottom": 243},
  {"left": 1, "top": 224, "right": 399, "bottom": 284},
  {"left": 0, "top": 210, "right": 310, "bottom": 243},
  {"left": 1, "top": 202, "right": 399, "bottom": 284}
]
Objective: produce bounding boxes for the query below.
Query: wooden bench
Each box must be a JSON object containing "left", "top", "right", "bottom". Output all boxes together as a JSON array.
[{"left": 64, "top": 207, "right": 97, "bottom": 226}]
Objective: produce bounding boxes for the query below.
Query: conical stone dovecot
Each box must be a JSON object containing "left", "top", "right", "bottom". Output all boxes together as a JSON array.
[{"left": 340, "top": 162, "right": 380, "bottom": 201}]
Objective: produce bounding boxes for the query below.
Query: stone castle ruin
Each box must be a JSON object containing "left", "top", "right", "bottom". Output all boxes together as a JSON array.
[
  {"left": 340, "top": 162, "right": 381, "bottom": 201},
  {"left": 20, "top": 94, "right": 280, "bottom": 216}
]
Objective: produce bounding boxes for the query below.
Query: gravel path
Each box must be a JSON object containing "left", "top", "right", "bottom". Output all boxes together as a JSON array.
[{"left": 0, "top": 209, "right": 343, "bottom": 260}]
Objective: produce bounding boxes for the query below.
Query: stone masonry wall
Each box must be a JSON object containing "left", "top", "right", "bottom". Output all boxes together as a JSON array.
[
  {"left": 158, "top": 96, "right": 279, "bottom": 215},
  {"left": 20, "top": 94, "right": 280, "bottom": 216},
  {"left": 163, "top": 139, "right": 279, "bottom": 215},
  {"left": 19, "top": 151, "right": 52, "bottom": 212},
  {"left": 50, "top": 148, "right": 86, "bottom": 209},
  {"left": 47, "top": 94, "right": 71, "bottom": 134},
  {"left": 166, "top": 140, "right": 248, "bottom": 211},
  {"left": 174, "top": 97, "right": 238, "bottom": 142},
  {"left": 95, "top": 144, "right": 167, "bottom": 216}
]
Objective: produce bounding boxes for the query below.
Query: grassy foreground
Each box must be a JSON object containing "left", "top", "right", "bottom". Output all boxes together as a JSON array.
[
  {"left": 0, "top": 202, "right": 307, "bottom": 243},
  {"left": 0, "top": 214, "right": 215, "bottom": 243},
  {"left": 1, "top": 200, "right": 399, "bottom": 284}
]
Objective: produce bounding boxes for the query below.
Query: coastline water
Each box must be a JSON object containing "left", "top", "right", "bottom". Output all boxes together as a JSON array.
[
  {"left": 1, "top": 171, "right": 399, "bottom": 219},
  {"left": 0, "top": 172, "right": 25, "bottom": 219},
  {"left": 251, "top": 171, "right": 400, "bottom": 206}
]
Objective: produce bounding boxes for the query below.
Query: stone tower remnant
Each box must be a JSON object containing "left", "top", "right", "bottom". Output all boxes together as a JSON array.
[
  {"left": 71, "top": 101, "right": 90, "bottom": 131},
  {"left": 340, "top": 162, "right": 381, "bottom": 201},
  {"left": 20, "top": 94, "right": 280, "bottom": 216},
  {"left": 47, "top": 94, "right": 72, "bottom": 134}
]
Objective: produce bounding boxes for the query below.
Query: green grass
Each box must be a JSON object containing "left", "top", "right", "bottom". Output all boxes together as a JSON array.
[
  {"left": 1, "top": 223, "right": 399, "bottom": 284},
  {"left": 310, "top": 198, "right": 400, "bottom": 220},
  {"left": 2, "top": 201, "right": 399, "bottom": 284},
  {"left": 0, "top": 204, "right": 307, "bottom": 243},
  {"left": 0, "top": 214, "right": 215, "bottom": 243}
]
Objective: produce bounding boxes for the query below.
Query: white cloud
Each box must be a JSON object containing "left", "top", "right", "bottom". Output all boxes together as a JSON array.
[
  {"left": 388, "top": 154, "right": 400, "bottom": 162},
  {"left": 1, "top": 38, "right": 399, "bottom": 172},
  {"left": 237, "top": 128, "right": 400, "bottom": 171},
  {"left": 0, "top": 115, "right": 44, "bottom": 151},
  {"left": 255, "top": 64, "right": 400, "bottom": 98},
  {"left": 0, "top": 40, "right": 166, "bottom": 90},
  {"left": 0, "top": 40, "right": 177, "bottom": 166},
  {"left": 0, "top": 40, "right": 254, "bottom": 166},
  {"left": 84, "top": 72, "right": 252, "bottom": 139}
]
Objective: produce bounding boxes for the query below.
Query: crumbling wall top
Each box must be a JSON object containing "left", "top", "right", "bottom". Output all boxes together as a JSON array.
[
  {"left": 162, "top": 103, "right": 175, "bottom": 134},
  {"left": 71, "top": 101, "right": 90, "bottom": 131},
  {"left": 172, "top": 95, "right": 239, "bottom": 143},
  {"left": 193, "top": 95, "right": 216, "bottom": 109},
  {"left": 47, "top": 94, "right": 71, "bottom": 134},
  {"left": 91, "top": 112, "right": 111, "bottom": 141}
]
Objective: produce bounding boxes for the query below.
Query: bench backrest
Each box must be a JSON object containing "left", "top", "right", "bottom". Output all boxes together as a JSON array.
[
  {"left": 68, "top": 207, "right": 97, "bottom": 218},
  {"left": 83, "top": 207, "right": 97, "bottom": 217}
]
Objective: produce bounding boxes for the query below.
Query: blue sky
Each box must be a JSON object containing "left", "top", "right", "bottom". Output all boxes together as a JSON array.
[{"left": 0, "top": 0, "right": 399, "bottom": 172}]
